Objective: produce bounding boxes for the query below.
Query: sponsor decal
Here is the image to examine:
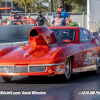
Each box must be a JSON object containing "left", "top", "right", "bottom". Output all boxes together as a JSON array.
[
  {"left": 86, "top": 52, "right": 92, "bottom": 59},
  {"left": 85, "top": 56, "right": 95, "bottom": 61},
  {"left": 73, "top": 68, "right": 79, "bottom": 73},
  {"left": 94, "top": 59, "right": 97, "bottom": 64},
  {"left": 91, "top": 56, "right": 94, "bottom": 60},
  {"left": 94, "top": 55, "right": 97, "bottom": 59},
  {"left": 83, "top": 60, "right": 96, "bottom": 66},
  {"left": 88, "top": 57, "right": 92, "bottom": 60},
  {"left": 83, "top": 62, "right": 87, "bottom": 66},
  {"left": 73, "top": 65, "right": 97, "bottom": 73},
  {"left": 87, "top": 52, "right": 92, "bottom": 56},
  {"left": 80, "top": 67, "right": 84, "bottom": 72},
  {"left": 84, "top": 51, "right": 97, "bottom": 65},
  {"left": 57, "top": 68, "right": 64, "bottom": 73},
  {"left": 85, "top": 58, "right": 88, "bottom": 61},
  {"left": 92, "top": 50, "right": 96, "bottom": 55}
]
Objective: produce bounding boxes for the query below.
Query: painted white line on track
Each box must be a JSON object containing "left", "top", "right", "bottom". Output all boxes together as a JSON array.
[{"left": 0, "top": 41, "right": 27, "bottom": 45}]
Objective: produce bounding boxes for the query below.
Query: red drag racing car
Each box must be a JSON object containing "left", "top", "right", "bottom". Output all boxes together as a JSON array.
[{"left": 0, "top": 26, "right": 100, "bottom": 82}]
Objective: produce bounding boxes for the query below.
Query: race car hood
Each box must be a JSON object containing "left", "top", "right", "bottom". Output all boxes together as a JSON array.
[
  {"left": 0, "top": 45, "right": 50, "bottom": 65},
  {"left": 0, "top": 43, "right": 64, "bottom": 65}
]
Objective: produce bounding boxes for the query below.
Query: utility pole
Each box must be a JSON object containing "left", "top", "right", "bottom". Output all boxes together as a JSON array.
[
  {"left": 0, "top": 0, "right": 1, "bottom": 7},
  {"left": 50, "top": 0, "right": 53, "bottom": 12}
]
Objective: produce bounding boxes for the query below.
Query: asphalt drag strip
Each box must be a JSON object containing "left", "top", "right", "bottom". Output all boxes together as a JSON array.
[{"left": 0, "top": 72, "right": 100, "bottom": 100}]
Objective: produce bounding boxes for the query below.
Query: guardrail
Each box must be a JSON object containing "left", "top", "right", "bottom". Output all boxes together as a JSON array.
[{"left": 0, "top": 24, "right": 34, "bottom": 40}]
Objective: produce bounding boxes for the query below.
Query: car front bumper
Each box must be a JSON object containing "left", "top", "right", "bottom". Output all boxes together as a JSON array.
[{"left": 0, "top": 63, "right": 65, "bottom": 76}]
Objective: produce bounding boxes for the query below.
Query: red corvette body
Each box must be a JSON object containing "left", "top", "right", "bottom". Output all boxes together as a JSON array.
[{"left": 0, "top": 26, "right": 100, "bottom": 81}]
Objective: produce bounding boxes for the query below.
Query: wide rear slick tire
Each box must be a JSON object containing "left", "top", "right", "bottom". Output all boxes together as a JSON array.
[{"left": 2, "top": 76, "right": 13, "bottom": 82}]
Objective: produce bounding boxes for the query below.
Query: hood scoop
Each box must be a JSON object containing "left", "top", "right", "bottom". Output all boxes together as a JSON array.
[{"left": 29, "top": 26, "right": 57, "bottom": 46}]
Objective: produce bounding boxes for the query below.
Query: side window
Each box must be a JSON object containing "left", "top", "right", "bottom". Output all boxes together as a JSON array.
[{"left": 80, "top": 29, "right": 91, "bottom": 42}]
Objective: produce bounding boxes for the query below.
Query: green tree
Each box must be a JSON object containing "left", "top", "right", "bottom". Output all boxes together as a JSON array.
[
  {"left": 12, "top": 0, "right": 49, "bottom": 13},
  {"left": 64, "top": 0, "right": 86, "bottom": 7},
  {"left": 72, "top": 3, "right": 83, "bottom": 12},
  {"left": 73, "top": 0, "right": 87, "bottom": 7},
  {"left": 36, "top": 0, "right": 49, "bottom": 12},
  {"left": 58, "top": 0, "right": 64, "bottom": 8},
  {"left": 64, "top": 0, "right": 87, "bottom": 12},
  {"left": 48, "top": 0, "right": 58, "bottom": 12},
  {"left": 57, "top": 0, "right": 87, "bottom": 12}
]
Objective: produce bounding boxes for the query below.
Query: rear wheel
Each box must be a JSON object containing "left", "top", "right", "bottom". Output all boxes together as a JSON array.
[
  {"left": 96, "top": 52, "right": 100, "bottom": 74},
  {"left": 2, "top": 76, "right": 13, "bottom": 82}
]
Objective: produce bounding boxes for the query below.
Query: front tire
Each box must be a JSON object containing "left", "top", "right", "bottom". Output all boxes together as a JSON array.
[
  {"left": 2, "top": 76, "right": 13, "bottom": 82},
  {"left": 61, "top": 58, "right": 71, "bottom": 80}
]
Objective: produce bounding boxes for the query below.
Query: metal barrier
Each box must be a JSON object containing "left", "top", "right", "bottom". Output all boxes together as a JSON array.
[{"left": 0, "top": 24, "right": 34, "bottom": 40}]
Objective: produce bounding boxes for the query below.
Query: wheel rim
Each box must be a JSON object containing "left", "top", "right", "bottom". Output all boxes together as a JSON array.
[{"left": 65, "top": 59, "right": 70, "bottom": 78}]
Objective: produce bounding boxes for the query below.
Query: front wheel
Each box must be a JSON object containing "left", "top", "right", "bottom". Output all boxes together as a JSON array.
[
  {"left": 2, "top": 76, "right": 13, "bottom": 82},
  {"left": 60, "top": 58, "right": 71, "bottom": 80}
]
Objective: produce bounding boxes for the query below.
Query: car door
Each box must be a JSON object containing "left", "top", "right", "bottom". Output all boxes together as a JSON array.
[{"left": 78, "top": 29, "right": 97, "bottom": 70}]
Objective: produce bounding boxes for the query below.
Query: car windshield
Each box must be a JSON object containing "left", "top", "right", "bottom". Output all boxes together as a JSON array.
[{"left": 50, "top": 29, "right": 76, "bottom": 43}]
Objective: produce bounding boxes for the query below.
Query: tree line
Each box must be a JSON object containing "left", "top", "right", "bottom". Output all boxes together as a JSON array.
[
  {"left": 12, "top": 0, "right": 87, "bottom": 13},
  {"left": 53, "top": 0, "right": 86, "bottom": 12}
]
